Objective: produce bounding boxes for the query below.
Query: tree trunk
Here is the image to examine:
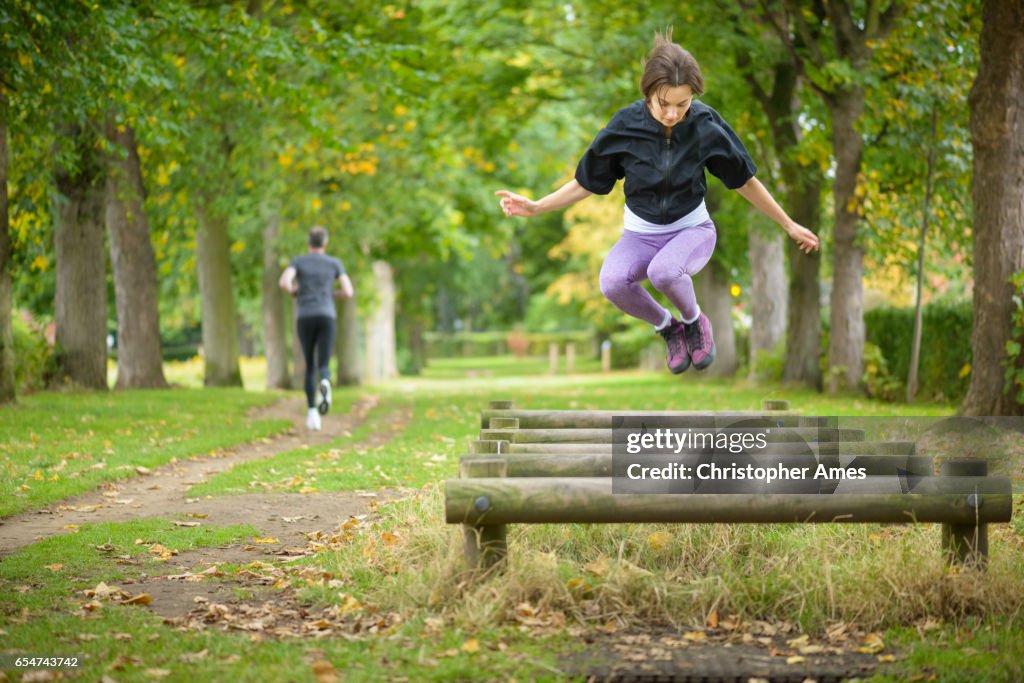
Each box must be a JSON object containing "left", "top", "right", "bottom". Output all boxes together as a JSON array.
[
  {"left": 752, "top": 58, "right": 823, "bottom": 389},
  {"left": 261, "top": 210, "right": 290, "bottom": 389},
  {"left": 408, "top": 314, "right": 427, "bottom": 375},
  {"left": 105, "top": 123, "right": 167, "bottom": 390},
  {"left": 696, "top": 257, "right": 738, "bottom": 377},
  {"left": 194, "top": 196, "right": 242, "bottom": 387},
  {"left": 783, "top": 186, "right": 823, "bottom": 389},
  {"left": 962, "top": 0, "right": 1024, "bottom": 416},
  {"left": 907, "top": 108, "right": 938, "bottom": 403},
  {"left": 336, "top": 294, "right": 362, "bottom": 385},
  {"left": 54, "top": 124, "right": 108, "bottom": 390},
  {"left": 826, "top": 90, "right": 867, "bottom": 393},
  {"left": 288, "top": 295, "right": 306, "bottom": 390},
  {"left": 0, "top": 94, "right": 14, "bottom": 402},
  {"left": 363, "top": 260, "right": 397, "bottom": 383},
  {"left": 747, "top": 228, "right": 787, "bottom": 377}
]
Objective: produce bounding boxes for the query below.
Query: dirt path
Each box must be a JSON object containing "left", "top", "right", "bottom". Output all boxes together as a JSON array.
[{"left": 0, "top": 393, "right": 406, "bottom": 556}]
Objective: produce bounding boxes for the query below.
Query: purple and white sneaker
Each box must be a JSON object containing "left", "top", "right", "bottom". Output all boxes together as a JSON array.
[
  {"left": 658, "top": 319, "right": 691, "bottom": 374},
  {"left": 684, "top": 312, "right": 716, "bottom": 370}
]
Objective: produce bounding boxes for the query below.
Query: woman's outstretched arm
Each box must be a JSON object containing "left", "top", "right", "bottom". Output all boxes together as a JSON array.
[
  {"left": 735, "top": 177, "right": 819, "bottom": 254},
  {"left": 496, "top": 179, "right": 593, "bottom": 218}
]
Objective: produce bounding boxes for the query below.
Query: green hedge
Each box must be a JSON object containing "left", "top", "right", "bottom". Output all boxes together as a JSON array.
[
  {"left": 12, "top": 315, "right": 58, "bottom": 391},
  {"left": 424, "top": 330, "right": 596, "bottom": 358},
  {"left": 864, "top": 300, "right": 972, "bottom": 402}
]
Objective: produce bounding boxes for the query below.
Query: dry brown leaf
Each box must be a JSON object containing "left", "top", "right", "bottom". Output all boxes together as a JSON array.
[
  {"left": 787, "top": 635, "right": 810, "bottom": 648},
  {"left": 647, "top": 530, "right": 673, "bottom": 551},
  {"left": 179, "top": 650, "right": 208, "bottom": 663},
  {"left": 682, "top": 631, "right": 706, "bottom": 642},
  {"left": 122, "top": 593, "right": 153, "bottom": 606},
  {"left": 583, "top": 556, "right": 609, "bottom": 577},
  {"left": 311, "top": 659, "right": 338, "bottom": 683},
  {"left": 461, "top": 638, "right": 480, "bottom": 654},
  {"left": 44, "top": 564, "right": 63, "bottom": 572},
  {"left": 706, "top": 610, "right": 719, "bottom": 629},
  {"left": 855, "top": 632, "right": 886, "bottom": 654},
  {"left": 786, "top": 655, "right": 806, "bottom": 664},
  {"left": 107, "top": 655, "right": 141, "bottom": 671}
]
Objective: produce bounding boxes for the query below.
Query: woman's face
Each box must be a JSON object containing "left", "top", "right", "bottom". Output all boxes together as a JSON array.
[{"left": 647, "top": 84, "right": 694, "bottom": 128}]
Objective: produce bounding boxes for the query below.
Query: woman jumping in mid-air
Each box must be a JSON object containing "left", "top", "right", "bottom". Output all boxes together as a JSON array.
[{"left": 497, "top": 29, "right": 818, "bottom": 374}]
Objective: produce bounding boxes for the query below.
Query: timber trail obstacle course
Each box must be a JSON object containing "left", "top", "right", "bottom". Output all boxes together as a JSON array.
[{"left": 445, "top": 401, "right": 1014, "bottom": 571}]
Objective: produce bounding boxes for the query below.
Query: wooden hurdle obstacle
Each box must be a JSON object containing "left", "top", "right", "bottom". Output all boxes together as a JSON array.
[{"left": 446, "top": 400, "right": 1013, "bottom": 570}]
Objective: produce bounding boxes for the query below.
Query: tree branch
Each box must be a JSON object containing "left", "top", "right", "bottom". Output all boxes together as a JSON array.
[
  {"left": 782, "top": 0, "right": 827, "bottom": 68},
  {"left": 826, "top": 0, "right": 861, "bottom": 59}
]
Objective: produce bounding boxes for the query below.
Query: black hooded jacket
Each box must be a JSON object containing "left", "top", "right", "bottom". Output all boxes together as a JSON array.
[{"left": 574, "top": 100, "right": 756, "bottom": 225}]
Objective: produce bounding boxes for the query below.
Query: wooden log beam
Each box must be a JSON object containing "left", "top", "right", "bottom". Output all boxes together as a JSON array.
[
  {"left": 479, "top": 410, "right": 824, "bottom": 430},
  {"left": 501, "top": 441, "right": 917, "bottom": 455},
  {"left": 479, "top": 427, "right": 867, "bottom": 444},
  {"left": 460, "top": 454, "right": 935, "bottom": 478},
  {"left": 445, "top": 477, "right": 1012, "bottom": 525}
]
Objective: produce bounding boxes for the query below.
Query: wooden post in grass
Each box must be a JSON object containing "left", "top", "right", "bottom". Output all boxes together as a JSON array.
[
  {"left": 941, "top": 459, "right": 990, "bottom": 567},
  {"left": 762, "top": 399, "right": 790, "bottom": 411},
  {"left": 469, "top": 440, "right": 504, "bottom": 454},
  {"left": 489, "top": 417, "right": 520, "bottom": 430},
  {"left": 459, "top": 457, "right": 508, "bottom": 570},
  {"left": 601, "top": 340, "right": 612, "bottom": 373},
  {"left": 566, "top": 343, "right": 575, "bottom": 373},
  {"left": 549, "top": 343, "right": 558, "bottom": 374}
]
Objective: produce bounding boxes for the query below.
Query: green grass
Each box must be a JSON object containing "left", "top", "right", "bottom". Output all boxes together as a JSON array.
[
  {"left": 3, "top": 358, "right": 1020, "bottom": 681},
  {"left": 0, "top": 388, "right": 289, "bottom": 518},
  {"left": 0, "top": 517, "right": 570, "bottom": 682}
]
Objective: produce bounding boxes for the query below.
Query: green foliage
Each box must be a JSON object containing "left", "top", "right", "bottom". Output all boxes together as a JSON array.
[
  {"left": 609, "top": 324, "right": 660, "bottom": 369},
  {"left": 1002, "top": 271, "right": 1024, "bottom": 404},
  {"left": 750, "top": 341, "right": 787, "bottom": 384},
  {"left": 864, "top": 301, "right": 973, "bottom": 403},
  {"left": 862, "top": 341, "right": 904, "bottom": 402},
  {"left": 11, "top": 312, "right": 57, "bottom": 391},
  {"left": 424, "top": 330, "right": 594, "bottom": 359}
]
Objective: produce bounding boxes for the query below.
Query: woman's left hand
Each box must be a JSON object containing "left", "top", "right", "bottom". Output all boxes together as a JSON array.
[{"left": 786, "top": 223, "right": 819, "bottom": 253}]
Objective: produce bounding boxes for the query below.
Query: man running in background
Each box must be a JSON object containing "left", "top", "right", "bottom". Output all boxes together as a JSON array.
[{"left": 279, "top": 226, "right": 355, "bottom": 430}]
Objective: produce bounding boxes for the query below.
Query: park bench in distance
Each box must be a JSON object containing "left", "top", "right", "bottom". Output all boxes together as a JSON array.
[{"left": 446, "top": 401, "right": 1012, "bottom": 571}]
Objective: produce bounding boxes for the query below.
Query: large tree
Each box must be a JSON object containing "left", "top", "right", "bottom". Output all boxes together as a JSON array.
[
  {"left": 962, "top": 0, "right": 1024, "bottom": 416},
  {"left": 764, "top": 0, "right": 901, "bottom": 393},
  {"left": 53, "top": 124, "right": 108, "bottom": 389},
  {"left": 105, "top": 122, "right": 168, "bottom": 389}
]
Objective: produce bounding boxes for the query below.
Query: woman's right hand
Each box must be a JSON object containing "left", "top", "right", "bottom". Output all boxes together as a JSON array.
[{"left": 495, "top": 190, "right": 539, "bottom": 218}]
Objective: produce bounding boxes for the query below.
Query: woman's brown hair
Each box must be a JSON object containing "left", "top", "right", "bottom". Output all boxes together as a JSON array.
[{"left": 640, "top": 27, "right": 704, "bottom": 100}]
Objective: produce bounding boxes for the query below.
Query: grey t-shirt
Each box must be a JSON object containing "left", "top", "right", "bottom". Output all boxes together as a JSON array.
[{"left": 290, "top": 253, "right": 346, "bottom": 319}]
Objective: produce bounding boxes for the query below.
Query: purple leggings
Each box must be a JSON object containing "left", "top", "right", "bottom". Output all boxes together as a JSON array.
[{"left": 599, "top": 220, "right": 717, "bottom": 326}]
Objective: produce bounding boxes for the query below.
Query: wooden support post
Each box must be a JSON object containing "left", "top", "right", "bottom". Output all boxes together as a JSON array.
[
  {"left": 941, "top": 459, "right": 989, "bottom": 567},
  {"left": 549, "top": 342, "right": 558, "bottom": 374},
  {"left": 459, "top": 458, "right": 508, "bottom": 570},
  {"left": 469, "top": 440, "right": 504, "bottom": 454},
  {"left": 762, "top": 399, "right": 790, "bottom": 411},
  {"left": 601, "top": 340, "right": 612, "bottom": 373},
  {"left": 488, "top": 400, "right": 514, "bottom": 410},
  {"left": 565, "top": 343, "right": 575, "bottom": 373},
  {"left": 489, "top": 417, "right": 520, "bottom": 430}
]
